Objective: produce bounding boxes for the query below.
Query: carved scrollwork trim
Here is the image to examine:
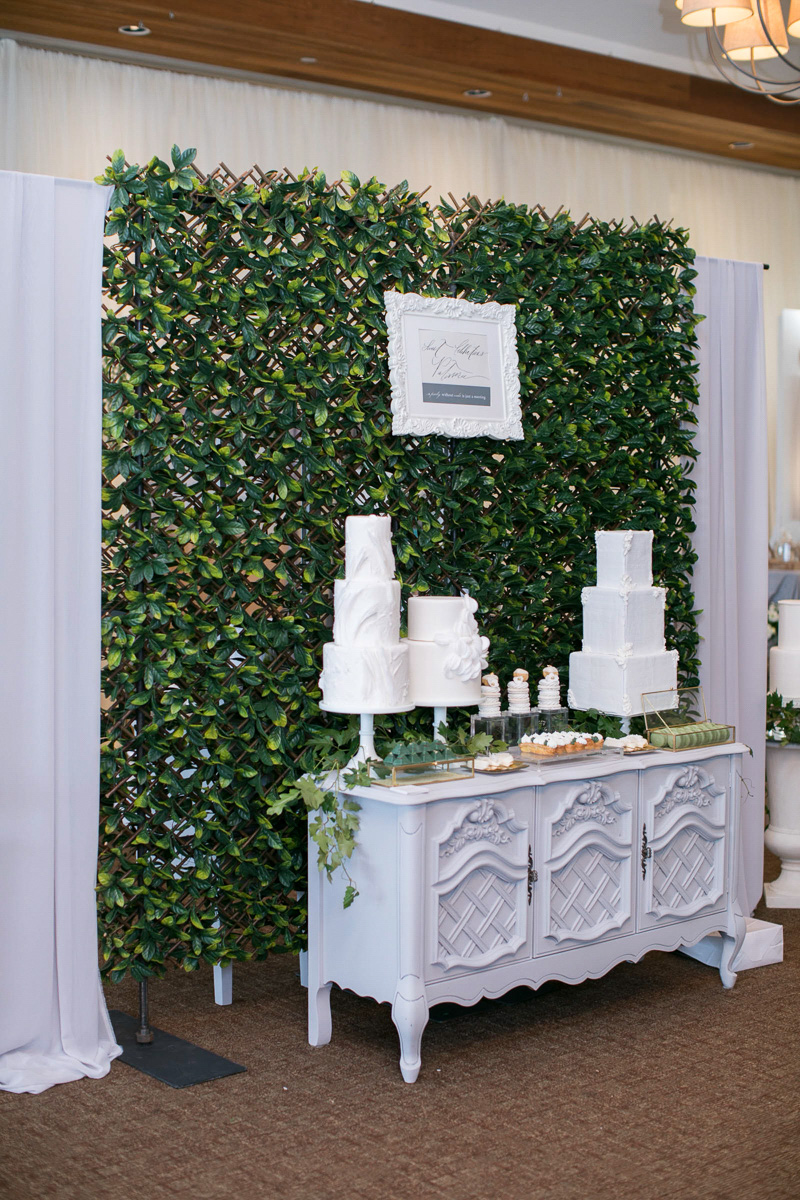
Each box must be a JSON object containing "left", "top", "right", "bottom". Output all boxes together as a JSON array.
[
  {"left": 553, "top": 780, "right": 626, "bottom": 837},
  {"left": 439, "top": 796, "right": 523, "bottom": 858},
  {"left": 655, "top": 765, "right": 725, "bottom": 818}
]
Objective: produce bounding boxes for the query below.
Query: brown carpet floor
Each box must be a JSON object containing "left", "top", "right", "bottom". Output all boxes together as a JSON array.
[{"left": 2, "top": 854, "right": 798, "bottom": 1200}]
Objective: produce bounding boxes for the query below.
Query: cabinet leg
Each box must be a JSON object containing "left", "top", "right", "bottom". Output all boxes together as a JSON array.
[
  {"left": 719, "top": 935, "right": 738, "bottom": 989},
  {"left": 391, "top": 989, "right": 429, "bottom": 1083},
  {"left": 719, "top": 910, "right": 746, "bottom": 989},
  {"left": 308, "top": 982, "right": 333, "bottom": 1046}
]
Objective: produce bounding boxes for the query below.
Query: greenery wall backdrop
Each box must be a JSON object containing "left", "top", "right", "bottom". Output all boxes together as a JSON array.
[{"left": 99, "top": 148, "right": 700, "bottom": 982}]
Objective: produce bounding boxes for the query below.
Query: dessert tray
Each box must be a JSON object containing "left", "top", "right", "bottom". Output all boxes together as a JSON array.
[
  {"left": 519, "top": 747, "right": 605, "bottom": 765},
  {"left": 604, "top": 735, "right": 652, "bottom": 756},
  {"left": 473, "top": 760, "right": 530, "bottom": 776},
  {"left": 370, "top": 740, "right": 474, "bottom": 788}
]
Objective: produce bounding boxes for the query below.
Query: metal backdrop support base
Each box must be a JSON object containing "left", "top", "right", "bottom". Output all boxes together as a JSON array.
[
  {"left": 110, "top": 1010, "right": 246, "bottom": 1088},
  {"left": 110, "top": 980, "right": 245, "bottom": 1087}
]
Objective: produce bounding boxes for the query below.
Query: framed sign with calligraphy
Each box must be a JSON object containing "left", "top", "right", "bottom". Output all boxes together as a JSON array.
[{"left": 384, "top": 290, "right": 522, "bottom": 440}]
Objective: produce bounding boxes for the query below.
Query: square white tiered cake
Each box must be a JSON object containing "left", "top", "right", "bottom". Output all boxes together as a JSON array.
[{"left": 568, "top": 531, "right": 678, "bottom": 718}]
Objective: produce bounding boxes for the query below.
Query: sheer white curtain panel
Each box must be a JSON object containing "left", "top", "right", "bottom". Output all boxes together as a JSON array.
[
  {"left": 692, "top": 257, "right": 768, "bottom": 914},
  {"left": 0, "top": 170, "right": 120, "bottom": 1093}
]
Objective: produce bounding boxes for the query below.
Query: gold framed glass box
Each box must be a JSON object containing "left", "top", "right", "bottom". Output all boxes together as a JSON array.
[
  {"left": 642, "top": 687, "right": 735, "bottom": 751},
  {"left": 370, "top": 740, "right": 475, "bottom": 788}
]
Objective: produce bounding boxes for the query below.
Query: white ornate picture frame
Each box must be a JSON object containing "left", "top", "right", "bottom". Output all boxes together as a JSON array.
[{"left": 384, "top": 290, "right": 522, "bottom": 440}]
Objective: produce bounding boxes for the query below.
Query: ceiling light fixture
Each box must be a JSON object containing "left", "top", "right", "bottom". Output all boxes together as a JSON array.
[
  {"left": 118, "top": 21, "right": 151, "bottom": 36},
  {"left": 676, "top": 1, "right": 800, "bottom": 103},
  {"left": 463, "top": 88, "right": 492, "bottom": 98}
]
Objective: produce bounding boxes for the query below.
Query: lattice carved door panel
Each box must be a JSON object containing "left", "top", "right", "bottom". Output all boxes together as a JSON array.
[
  {"left": 427, "top": 793, "right": 532, "bottom": 978},
  {"left": 639, "top": 761, "right": 729, "bottom": 928},
  {"left": 436, "top": 866, "right": 527, "bottom": 971},
  {"left": 547, "top": 843, "right": 629, "bottom": 944},
  {"left": 535, "top": 774, "right": 636, "bottom": 954},
  {"left": 642, "top": 819, "right": 725, "bottom": 925}
]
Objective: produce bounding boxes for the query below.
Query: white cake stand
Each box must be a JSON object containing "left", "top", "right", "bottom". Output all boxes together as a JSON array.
[
  {"left": 319, "top": 704, "right": 414, "bottom": 767},
  {"left": 413, "top": 703, "right": 480, "bottom": 742}
]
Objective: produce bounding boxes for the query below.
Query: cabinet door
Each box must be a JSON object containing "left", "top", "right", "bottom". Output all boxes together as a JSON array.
[
  {"left": 639, "top": 759, "right": 729, "bottom": 930},
  {"left": 425, "top": 790, "right": 532, "bottom": 981},
  {"left": 535, "top": 773, "right": 636, "bottom": 955}
]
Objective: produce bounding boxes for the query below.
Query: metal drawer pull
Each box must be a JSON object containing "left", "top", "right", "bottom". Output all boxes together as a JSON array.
[
  {"left": 641, "top": 825, "right": 652, "bottom": 879},
  {"left": 527, "top": 846, "right": 537, "bottom": 904}
]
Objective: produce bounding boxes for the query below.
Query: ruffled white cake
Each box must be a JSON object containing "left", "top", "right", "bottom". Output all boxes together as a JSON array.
[
  {"left": 770, "top": 600, "right": 800, "bottom": 702},
  {"left": 568, "top": 531, "right": 678, "bottom": 717},
  {"left": 406, "top": 595, "right": 489, "bottom": 706},
  {"left": 319, "top": 514, "right": 410, "bottom": 713}
]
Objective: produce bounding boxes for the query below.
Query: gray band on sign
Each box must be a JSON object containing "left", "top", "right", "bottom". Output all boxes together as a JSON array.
[{"left": 422, "top": 384, "right": 491, "bottom": 407}]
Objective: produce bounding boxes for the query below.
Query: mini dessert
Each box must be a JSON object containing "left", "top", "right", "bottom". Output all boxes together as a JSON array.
[
  {"left": 605, "top": 734, "right": 649, "bottom": 752},
  {"left": 520, "top": 731, "right": 604, "bottom": 756},
  {"left": 537, "top": 665, "right": 561, "bottom": 710},
  {"left": 520, "top": 732, "right": 561, "bottom": 756},
  {"left": 507, "top": 668, "right": 531, "bottom": 713},
  {"left": 473, "top": 751, "right": 517, "bottom": 771},
  {"left": 478, "top": 673, "right": 502, "bottom": 717}
]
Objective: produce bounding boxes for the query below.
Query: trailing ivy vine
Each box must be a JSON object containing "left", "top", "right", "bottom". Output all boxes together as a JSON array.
[{"left": 98, "top": 147, "right": 700, "bottom": 981}]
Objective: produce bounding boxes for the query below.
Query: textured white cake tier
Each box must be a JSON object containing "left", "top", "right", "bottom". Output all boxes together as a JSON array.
[
  {"left": 406, "top": 594, "right": 488, "bottom": 707},
  {"left": 777, "top": 599, "right": 800, "bottom": 648},
  {"left": 769, "top": 648, "right": 800, "bottom": 702},
  {"left": 581, "top": 586, "right": 666, "bottom": 655},
  {"left": 332, "top": 579, "right": 400, "bottom": 646},
  {"left": 344, "top": 514, "right": 395, "bottom": 580},
  {"left": 407, "top": 595, "right": 468, "bottom": 640},
  {"left": 595, "top": 530, "right": 653, "bottom": 589},
  {"left": 407, "top": 641, "right": 481, "bottom": 707},
  {"left": 768, "top": 601, "right": 800, "bottom": 702},
  {"left": 568, "top": 649, "right": 678, "bottom": 717},
  {"left": 320, "top": 643, "right": 409, "bottom": 713}
]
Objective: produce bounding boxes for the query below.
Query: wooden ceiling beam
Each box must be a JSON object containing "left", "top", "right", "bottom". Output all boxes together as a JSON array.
[{"left": 4, "top": 0, "right": 800, "bottom": 170}]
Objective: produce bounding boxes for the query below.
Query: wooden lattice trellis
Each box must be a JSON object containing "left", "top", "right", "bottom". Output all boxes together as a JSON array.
[{"left": 99, "top": 148, "right": 700, "bottom": 981}]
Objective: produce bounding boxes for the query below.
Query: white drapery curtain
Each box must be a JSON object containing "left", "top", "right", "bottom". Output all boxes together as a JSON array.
[
  {"left": 692, "top": 258, "right": 768, "bottom": 914},
  {"left": 1, "top": 37, "right": 799, "bottom": 525},
  {"left": 0, "top": 170, "right": 120, "bottom": 1093}
]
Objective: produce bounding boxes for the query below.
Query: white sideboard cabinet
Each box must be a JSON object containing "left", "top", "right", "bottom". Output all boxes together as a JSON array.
[{"left": 307, "top": 745, "right": 748, "bottom": 1082}]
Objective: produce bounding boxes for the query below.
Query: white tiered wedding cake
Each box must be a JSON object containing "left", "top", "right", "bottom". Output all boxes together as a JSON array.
[
  {"left": 770, "top": 599, "right": 800, "bottom": 702},
  {"left": 406, "top": 594, "right": 489, "bottom": 707},
  {"left": 318, "top": 515, "right": 410, "bottom": 713},
  {"left": 568, "top": 530, "right": 678, "bottom": 717}
]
